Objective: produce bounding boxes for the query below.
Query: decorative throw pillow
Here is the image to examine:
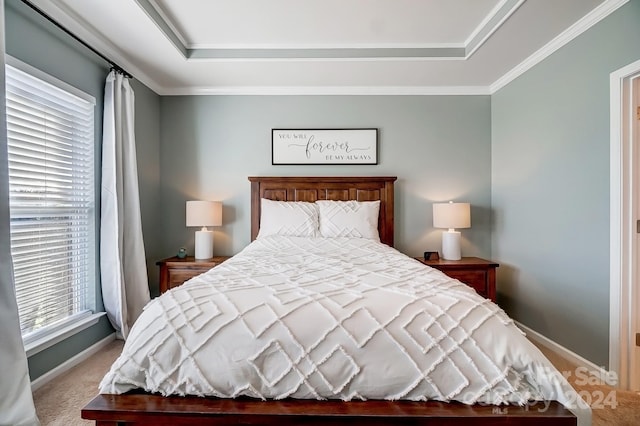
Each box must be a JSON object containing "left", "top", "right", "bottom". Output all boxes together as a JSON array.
[
  {"left": 257, "top": 198, "right": 319, "bottom": 238},
  {"left": 316, "top": 200, "right": 380, "bottom": 240}
]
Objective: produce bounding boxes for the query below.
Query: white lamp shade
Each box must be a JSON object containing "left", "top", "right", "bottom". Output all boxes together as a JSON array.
[
  {"left": 432, "top": 202, "right": 471, "bottom": 230},
  {"left": 186, "top": 201, "right": 222, "bottom": 227}
]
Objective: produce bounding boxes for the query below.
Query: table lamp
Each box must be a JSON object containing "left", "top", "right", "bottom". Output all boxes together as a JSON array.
[
  {"left": 432, "top": 201, "right": 470, "bottom": 260},
  {"left": 186, "top": 200, "right": 222, "bottom": 259}
]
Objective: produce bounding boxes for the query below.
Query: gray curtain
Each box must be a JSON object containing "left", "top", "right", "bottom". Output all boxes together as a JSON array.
[
  {"left": 0, "top": 0, "right": 40, "bottom": 424},
  {"left": 100, "top": 70, "right": 150, "bottom": 339}
]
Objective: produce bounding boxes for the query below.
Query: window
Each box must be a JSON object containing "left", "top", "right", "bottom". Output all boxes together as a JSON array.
[{"left": 5, "top": 58, "right": 96, "bottom": 346}]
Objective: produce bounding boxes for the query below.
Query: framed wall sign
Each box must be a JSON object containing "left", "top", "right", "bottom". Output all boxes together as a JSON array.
[{"left": 272, "top": 128, "right": 378, "bottom": 165}]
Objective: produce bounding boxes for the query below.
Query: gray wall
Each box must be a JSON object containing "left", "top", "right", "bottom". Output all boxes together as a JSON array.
[
  {"left": 5, "top": 0, "right": 162, "bottom": 379},
  {"left": 132, "top": 80, "right": 162, "bottom": 296},
  {"left": 491, "top": 0, "right": 640, "bottom": 367},
  {"left": 158, "top": 95, "right": 492, "bottom": 262}
]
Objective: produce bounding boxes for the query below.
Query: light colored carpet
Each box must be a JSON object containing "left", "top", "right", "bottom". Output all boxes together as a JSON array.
[
  {"left": 33, "top": 339, "right": 124, "bottom": 426},
  {"left": 534, "top": 344, "right": 640, "bottom": 426},
  {"left": 33, "top": 339, "right": 640, "bottom": 425}
]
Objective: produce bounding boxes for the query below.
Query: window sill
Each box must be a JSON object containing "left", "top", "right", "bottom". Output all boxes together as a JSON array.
[{"left": 24, "top": 312, "right": 107, "bottom": 358}]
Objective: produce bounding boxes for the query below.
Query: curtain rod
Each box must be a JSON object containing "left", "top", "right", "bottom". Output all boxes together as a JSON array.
[{"left": 20, "top": 0, "right": 133, "bottom": 79}]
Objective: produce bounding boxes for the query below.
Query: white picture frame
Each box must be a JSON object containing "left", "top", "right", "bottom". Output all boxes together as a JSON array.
[{"left": 272, "top": 128, "right": 378, "bottom": 165}]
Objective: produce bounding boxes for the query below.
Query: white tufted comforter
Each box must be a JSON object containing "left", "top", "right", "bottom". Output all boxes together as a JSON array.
[{"left": 100, "top": 236, "right": 589, "bottom": 423}]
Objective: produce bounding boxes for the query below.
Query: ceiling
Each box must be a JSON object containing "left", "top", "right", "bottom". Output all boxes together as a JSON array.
[{"left": 28, "top": 0, "right": 622, "bottom": 95}]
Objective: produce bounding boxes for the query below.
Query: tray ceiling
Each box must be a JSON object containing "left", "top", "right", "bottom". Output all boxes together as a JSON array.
[{"left": 27, "top": 0, "right": 621, "bottom": 95}]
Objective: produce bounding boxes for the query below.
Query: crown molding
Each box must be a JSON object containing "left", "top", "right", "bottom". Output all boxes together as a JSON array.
[
  {"left": 31, "top": 0, "right": 631, "bottom": 97},
  {"left": 136, "top": 0, "right": 187, "bottom": 56},
  {"left": 158, "top": 85, "right": 491, "bottom": 96},
  {"left": 490, "top": 0, "right": 629, "bottom": 94},
  {"left": 38, "top": 0, "right": 165, "bottom": 95},
  {"left": 186, "top": 47, "right": 467, "bottom": 60},
  {"left": 465, "top": 0, "right": 525, "bottom": 58},
  {"left": 138, "top": 0, "right": 521, "bottom": 61}
]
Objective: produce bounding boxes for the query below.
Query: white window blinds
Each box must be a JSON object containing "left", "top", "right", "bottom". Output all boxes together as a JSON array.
[{"left": 5, "top": 59, "right": 96, "bottom": 342}]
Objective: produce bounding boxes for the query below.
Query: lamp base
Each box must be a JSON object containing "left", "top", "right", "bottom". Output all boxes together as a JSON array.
[
  {"left": 194, "top": 230, "right": 214, "bottom": 259},
  {"left": 441, "top": 230, "right": 461, "bottom": 260}
]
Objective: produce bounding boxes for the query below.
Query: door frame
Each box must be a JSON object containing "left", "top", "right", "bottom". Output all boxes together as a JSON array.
[{"left": 610, "top": 58, "right": 640, "bottom": 390}]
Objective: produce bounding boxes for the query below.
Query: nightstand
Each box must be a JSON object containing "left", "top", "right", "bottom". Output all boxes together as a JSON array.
[
  {"left": 415, "top": 256, "right": 498, "bottom": 302},
  {"left": 157, "top": 256, "right": 231, "bottom": 294}
]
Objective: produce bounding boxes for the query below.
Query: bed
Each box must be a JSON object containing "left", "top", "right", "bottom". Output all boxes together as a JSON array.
[{"left": 82, "top": 176, "right": 588, "bottom": 425}]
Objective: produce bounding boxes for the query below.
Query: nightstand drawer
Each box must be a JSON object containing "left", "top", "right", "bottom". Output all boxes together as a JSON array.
[
  {"left": 157, "top": 256, "right": 231, "bottom": 294},
  {"left": 166, "top": 268, "right": 206, "bottom": 289},
  {"left": 444, "top": 270, "right": 487, "bottom": 294},
  {"left": 415, "top": 256, "right": 498, "bottom": 302}
]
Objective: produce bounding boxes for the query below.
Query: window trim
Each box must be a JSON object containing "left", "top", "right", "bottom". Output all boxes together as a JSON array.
[
  {"left": 6, "top": 55, "right": 95, "bottom": 105},
  {"left": 24, "top": 312, "right": 106, "bottom": 357},
  {"left": 5, "top": 54, "right": 100, "bottom": 352}
]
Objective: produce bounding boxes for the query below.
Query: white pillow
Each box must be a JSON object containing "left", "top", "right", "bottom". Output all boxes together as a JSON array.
[
  {"left": 316, "top": 200, "right": 380, "bottom": 240},
  {"left": 257, "top": 198, "right": 319, "bottom": 238}
]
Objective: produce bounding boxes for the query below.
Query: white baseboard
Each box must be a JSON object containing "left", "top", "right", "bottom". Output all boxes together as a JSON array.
[
  {"left": 30, "top": 333, "right": 116, "bottom": 392},
  {"left": 515, "top": 320, "right": 611, "bottom": 378}
]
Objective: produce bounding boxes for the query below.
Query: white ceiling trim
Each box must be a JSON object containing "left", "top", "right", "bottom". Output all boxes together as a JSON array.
[
  {"left": 465, "top": 0, "right": 525, "bottom": 59},
  {"left": 42, "top": 0, "right": 165, "bottom": 94},
  {"left": 135, "top": 0, "right": 187, "bottom": 57},
  {"left": 490, "top": 0, "right": 629, "bottom": 93},
  {"left": 32, "top": 0, "right": 627, "bottom": 97},
  {"left": 187, "top": 42, "right": 467, "bottom": 50},
  {"left": 160, "top": 85, "right": 492, "bottom": 96},
  {"left": 157, "top": 0, "right": 627, "bottom": 96},
  {"left": 145, "top": 0, "right": 189, "bottom": 48},
  {"left": 184, "top": 55, "right": 468, "bottom": 63},
  {"left": 141, "top": 0, "right": 523, "bottom": 60},
  {"left": 186, "top": 47, "right": 467, "bottom": 61}
]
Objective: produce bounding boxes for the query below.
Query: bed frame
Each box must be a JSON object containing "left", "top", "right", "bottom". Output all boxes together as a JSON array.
[
  {"left": 249, "top": 176, "right": 396, "bottom": 246},
  {"left": 82, "top": 176, "right": 576, "bottom": 425}
]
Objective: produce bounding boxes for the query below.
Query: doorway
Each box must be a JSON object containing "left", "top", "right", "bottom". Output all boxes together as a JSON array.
[{"left": 610, "top": 59, "right": 640, "bottom": 391}]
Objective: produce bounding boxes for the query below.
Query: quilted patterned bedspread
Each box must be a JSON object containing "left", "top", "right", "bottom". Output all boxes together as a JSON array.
[{"left": 100, "top": 236, "right": 589, "bottom": 423}]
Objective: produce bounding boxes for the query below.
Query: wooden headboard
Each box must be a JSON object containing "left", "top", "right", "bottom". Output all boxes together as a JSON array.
[{"left": 249, "top": 176, "right": 397, "bottom": 247}]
